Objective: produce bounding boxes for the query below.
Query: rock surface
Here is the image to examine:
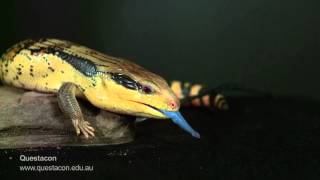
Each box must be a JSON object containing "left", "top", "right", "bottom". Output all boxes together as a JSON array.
[{"left": 0, "top": 86, "right": 135, "bottom": 149}]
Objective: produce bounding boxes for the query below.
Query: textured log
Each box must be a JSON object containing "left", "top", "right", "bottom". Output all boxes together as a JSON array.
[{"left": 0, "top": 86, "right": 135, "bottom": 149}]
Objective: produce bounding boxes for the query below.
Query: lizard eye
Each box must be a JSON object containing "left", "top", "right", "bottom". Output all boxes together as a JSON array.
[{"left": 141, "top": 85, "right": 153, "bottom": 94}]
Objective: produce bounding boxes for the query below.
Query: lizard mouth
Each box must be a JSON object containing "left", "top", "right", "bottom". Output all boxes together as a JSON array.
[
  {"left": 138, "top": 102, "right": 163, "bottom": 113},
  {"left": 128, "top": 100, "right": 167, "bottom": 118},
  {"left": 129, "top": 100, "right": 200, "bottom": 139}
]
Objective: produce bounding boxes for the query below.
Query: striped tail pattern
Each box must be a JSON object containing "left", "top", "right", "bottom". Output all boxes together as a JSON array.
[{"left": 170, "top": 80, "right": 229, "bottom": 111}]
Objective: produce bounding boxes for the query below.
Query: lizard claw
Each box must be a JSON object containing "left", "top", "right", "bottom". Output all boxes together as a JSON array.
[
  {"left": 80, "top": 120, "right": 95, "bottom": 138},
  {"left": 72, "top": 119, "right": 81, "bottom": 135},
  {"left": 72, "top": 118, "right": 95, "bottom": 138}
]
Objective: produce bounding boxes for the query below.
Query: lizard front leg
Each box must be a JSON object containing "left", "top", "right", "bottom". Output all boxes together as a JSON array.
[{"left": 57, "top": 82, "right": 95, "bottom": 138}]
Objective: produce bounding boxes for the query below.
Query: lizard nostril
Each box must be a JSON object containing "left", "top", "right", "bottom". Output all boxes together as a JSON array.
[{"left": 168, "top": 101, "right": 177, "bottom": 110}]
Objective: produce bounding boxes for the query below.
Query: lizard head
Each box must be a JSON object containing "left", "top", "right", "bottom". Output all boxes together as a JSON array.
[
  {"left": 93, "top": 59, "right": 200, "bottom": 138},
  {"left": 98, "top": 59, "right": 180, "bottom": 118}
]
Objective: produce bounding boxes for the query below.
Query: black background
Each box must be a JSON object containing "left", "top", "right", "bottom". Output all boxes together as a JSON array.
[{"left": 1, "top": 0, "right": 320, "bottom": 179}]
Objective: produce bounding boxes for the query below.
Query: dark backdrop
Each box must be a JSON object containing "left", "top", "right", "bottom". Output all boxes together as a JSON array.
[{"left": 1, "top": 0, "right": 320, "bottom": 99}]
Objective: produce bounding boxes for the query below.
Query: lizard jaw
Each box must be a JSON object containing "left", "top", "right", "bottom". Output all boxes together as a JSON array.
[{"left": 131, "top": 101, "right": 200, "bottom": 139}]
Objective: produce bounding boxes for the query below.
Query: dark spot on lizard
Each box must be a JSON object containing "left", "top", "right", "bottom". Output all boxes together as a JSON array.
[
  {"left": 61, "top": 70, "right": 64, "bottom": 73},
  {"left": 17, "top": 72, "right": 22, "bottom": 75},
  {"left": 30, "top": 67, "right": 34, "bottom": 76},
  {"left": 48, "top": 67, "right": 55, "bottom": 72},
  {"left": 80, "top": 86, "right": 86, "bottom": 92}
]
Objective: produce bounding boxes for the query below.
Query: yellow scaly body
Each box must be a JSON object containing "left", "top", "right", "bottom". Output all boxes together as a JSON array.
[{"left": 0, "top": 39, "right": 178, "bottom": 119}]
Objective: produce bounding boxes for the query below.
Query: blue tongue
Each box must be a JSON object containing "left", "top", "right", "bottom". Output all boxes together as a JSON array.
[{"left": 160, "top": 110, "right": 200, "bottom": 139}]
